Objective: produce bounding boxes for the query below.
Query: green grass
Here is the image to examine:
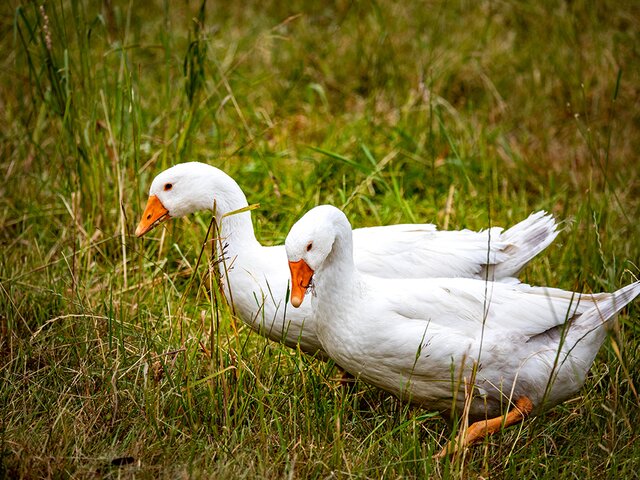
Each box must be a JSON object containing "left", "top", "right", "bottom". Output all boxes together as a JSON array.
[{"left": 1, "top": 0, "right": 639, "bottom": 477}]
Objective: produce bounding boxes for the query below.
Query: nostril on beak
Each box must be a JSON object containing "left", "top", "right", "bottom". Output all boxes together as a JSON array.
[{"left": 147, "top": 214, "right": 151, "bottom": 220}]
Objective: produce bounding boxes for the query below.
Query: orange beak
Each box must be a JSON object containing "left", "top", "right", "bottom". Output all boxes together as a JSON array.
[
  {"left": 135, "top": 195, "right": 170, "bottom": 237},
  {"left": 288, "top": 259, "right": 314, "bottom": 308}
]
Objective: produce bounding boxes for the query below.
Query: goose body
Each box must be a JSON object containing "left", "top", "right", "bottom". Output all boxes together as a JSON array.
[
  {"left": 136, "top": 162, "right": 559, "bottom": 356},
  {"left": 285, "top": 205, "right": 640, "bottom": 419}
]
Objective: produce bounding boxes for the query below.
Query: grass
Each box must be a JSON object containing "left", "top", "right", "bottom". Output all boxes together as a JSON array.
[{"left": 1, "top": 0, "right": 639, "bottom": 477}]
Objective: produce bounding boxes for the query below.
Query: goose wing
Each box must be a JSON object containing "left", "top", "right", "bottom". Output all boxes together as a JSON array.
[
  {"left": 380, "top": 278, "right": 597, "bottom": 339},
  {"left": 351, "top": 212, "right": 557, "bottom": 280}
]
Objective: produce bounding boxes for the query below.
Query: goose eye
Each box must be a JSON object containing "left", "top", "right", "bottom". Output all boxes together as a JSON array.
[
  {"left": 164, "top": 183, "right": 173, "bottom": 191},
  {"left": 306, "top": 242, "right": 313, "bottom": 252}
]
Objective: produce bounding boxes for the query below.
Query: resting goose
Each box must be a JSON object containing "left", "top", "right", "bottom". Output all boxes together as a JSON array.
[
  {"left": 136, "top": 162, "right": 558, "bottom": 356},
  {"left": 285, "top": 205, "right": 639, "bottom": 453}
]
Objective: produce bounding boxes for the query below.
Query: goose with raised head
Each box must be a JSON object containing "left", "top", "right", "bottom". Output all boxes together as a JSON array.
[
  {"left": 136, "top": 162, "right": 559, "bottom": 356},
  {"left": 285, "top": 205, "right": 639, "bottom": 453}
]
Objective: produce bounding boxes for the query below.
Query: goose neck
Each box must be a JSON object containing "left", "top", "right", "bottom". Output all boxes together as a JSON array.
[
  {"left": 195, "top": 169, "right": 258, "bottom": 249},
  {"left": 314, "top": 225, "right": 358, "bottom": 303}
]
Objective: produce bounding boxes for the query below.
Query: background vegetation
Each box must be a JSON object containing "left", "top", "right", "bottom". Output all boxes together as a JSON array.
[{"left": 1, "top": 0, "right": 639, "bottom": 477}]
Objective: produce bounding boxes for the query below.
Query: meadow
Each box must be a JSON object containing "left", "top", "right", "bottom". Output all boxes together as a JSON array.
[{"left": 1, "top": 0, "right": 639, "bottom": 478}]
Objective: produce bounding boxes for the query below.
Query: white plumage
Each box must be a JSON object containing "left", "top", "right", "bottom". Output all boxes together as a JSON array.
[
  {"left": 136, "top": 162, "right": 559, "bottom": 356},
  {"left": 285, "top": 205, "right": 639, "bottom": 422}
]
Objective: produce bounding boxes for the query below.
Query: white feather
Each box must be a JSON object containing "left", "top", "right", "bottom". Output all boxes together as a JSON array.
[
  {"left": 285, "top": 205, "right": 640, "bottom": 417},
  {"left": 140, "top": 162, "right": 559, "bottom": 356}
]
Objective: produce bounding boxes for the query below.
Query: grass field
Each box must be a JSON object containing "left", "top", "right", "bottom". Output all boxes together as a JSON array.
[{"left": 1, "top": 0, "right": 639, "bottom": 478}]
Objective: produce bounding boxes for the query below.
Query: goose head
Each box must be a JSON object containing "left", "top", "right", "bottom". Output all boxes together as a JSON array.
[
  {"left": 285, "top": 205, "right": 352, "bottom": 307},
  {"left": 135, "top": 162, "right": 249, "bottom": 237}
]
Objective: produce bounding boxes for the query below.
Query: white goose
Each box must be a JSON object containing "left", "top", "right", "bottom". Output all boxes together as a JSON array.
[
  {"left": 285, "top": 205, "right": 639, "bottom": 453},
  {"left": 136, "top": 162, "right": 559, "bottom": 356}
]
